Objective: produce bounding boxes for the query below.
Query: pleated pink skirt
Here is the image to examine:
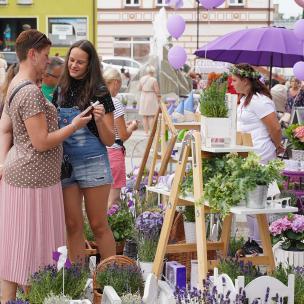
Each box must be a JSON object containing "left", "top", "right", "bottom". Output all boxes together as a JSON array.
[{"left": 0, "top": 181, "right": 66, "bottom": 285}]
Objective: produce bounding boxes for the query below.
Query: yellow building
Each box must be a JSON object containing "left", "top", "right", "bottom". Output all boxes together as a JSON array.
[{"left": 0, "top": 0, "right": 96, "bottom": 56}]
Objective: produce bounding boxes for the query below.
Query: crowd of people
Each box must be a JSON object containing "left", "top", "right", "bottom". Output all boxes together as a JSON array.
[
  {"left": 0, "top": 29, "right": 139, "bottom": 303},
  {"left": 0, "top": 28, "right": 303, "bottom": 303}
]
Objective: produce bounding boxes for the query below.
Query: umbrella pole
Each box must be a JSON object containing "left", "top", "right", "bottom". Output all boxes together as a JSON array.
[{"left": 269, "top": 54, "right": 273, "bottom": 90}]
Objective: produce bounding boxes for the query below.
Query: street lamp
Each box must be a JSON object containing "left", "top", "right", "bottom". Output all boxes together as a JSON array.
[{"left": 196, "top": 0, "right": 200, "bottom": 50}]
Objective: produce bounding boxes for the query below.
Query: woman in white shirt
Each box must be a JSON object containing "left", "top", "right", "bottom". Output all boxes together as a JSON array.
[
  {"left": 231, "top": 63, "right": 283, "bottom": 164},
  {"left": 231, "top": 63, "right": 282, "bottom": 249}
]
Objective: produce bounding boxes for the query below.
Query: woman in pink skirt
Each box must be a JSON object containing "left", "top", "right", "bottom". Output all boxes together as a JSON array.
[{"left": 0, "top": 30, "right": 91, "bottom": 303}]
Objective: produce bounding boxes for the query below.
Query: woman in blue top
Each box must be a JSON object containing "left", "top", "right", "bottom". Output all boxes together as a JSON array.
[{"left": 53, "top": 40, "right": 116, "bottom": 262}]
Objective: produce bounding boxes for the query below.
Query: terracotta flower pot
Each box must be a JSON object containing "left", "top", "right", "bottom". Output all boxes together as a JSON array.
[{"left": 116, "top": 241, "right": 125, "bottom": 255}]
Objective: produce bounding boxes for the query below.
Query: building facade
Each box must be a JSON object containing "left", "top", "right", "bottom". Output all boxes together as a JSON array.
[
  {"left": 0, "top": 0, "right": 95, "bottom": 56},
  {"left": 97, "top": 0, "right": 274, "bottom": 64}
]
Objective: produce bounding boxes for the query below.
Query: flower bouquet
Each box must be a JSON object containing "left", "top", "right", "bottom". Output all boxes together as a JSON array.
[{"left": 270, "top": 214, "right": 304, "bottom": 251}]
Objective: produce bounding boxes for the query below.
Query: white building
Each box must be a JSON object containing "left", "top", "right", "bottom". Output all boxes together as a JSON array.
[{"left": 97, "top": 0, "right": 274, "bottom": 65}]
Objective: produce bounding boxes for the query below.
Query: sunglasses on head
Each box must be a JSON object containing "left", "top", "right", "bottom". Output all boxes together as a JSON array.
[{"left": 32, "top": 33, "right": 47, "bottom": 48}]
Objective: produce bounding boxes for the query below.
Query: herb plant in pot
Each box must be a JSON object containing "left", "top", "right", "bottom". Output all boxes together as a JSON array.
[
  {"left": 200, "top": 81, "right": 230, "bottom": 147},
  {"left": 135, "top": 211, "right": 163, "bottom": 280},
  {"left": 241, "top": 153, "right": 284, "bottom": 209},
  {"left": 284, "top": 124, "right": 304, "bottom": 161},
  {"left": 182, "top": 206, "right": 196, "bottom": 243}
]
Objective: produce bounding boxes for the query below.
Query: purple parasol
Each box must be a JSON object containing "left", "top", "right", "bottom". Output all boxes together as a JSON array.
[{"left": 195, "top": 27, "right": 304, "bottom": 85}]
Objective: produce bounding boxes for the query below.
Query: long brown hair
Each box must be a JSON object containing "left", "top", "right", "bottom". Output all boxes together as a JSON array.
[
  {"left": 59, "top": 40, "right": 105, "bottom": 109},
  {"left": 233, "top": 63, "right": 272, "bottom": 106},
  {"left": 0, "top": 63, "right": 19, "bottom": 104}
]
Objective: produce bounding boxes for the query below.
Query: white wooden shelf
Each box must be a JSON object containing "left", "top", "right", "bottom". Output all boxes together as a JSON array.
[
  {"left": 230, "top": 203, "right": 298, "bottom": 215},
  {"left": 174, "top": 143, "right": 254, "bottom": 153},
  {"left": 201, "top": 145, "right": 254, "bottom": 153},
  {"left": 146, "top": 186, "right": 298, "bottom": 215}
]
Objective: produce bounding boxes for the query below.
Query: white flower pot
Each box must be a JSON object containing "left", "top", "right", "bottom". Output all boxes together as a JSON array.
[
  {"left": 292, "top": 149, "right": 304, "bottom": 161},
  {"left": 201, "top": 116, "right": 231, "bottom": 147},
  {"left": 184, "top": 221, "right": 196, "bottom": 243},
  {"left": 139, "top": 261, "right": 153, "bottom": 281},
  {"left": 273, "top": 243, "right": 304, "bottom": 268}
]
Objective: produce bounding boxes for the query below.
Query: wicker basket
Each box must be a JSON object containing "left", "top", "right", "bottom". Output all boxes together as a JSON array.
[
  {"left": 93, "top": 289, "right": 102, "bottom": 304},
  {"left": 84, "top": 240, "right": 98, "bottom": 256},
  {"left": 93, "top": 255, "right": 136, "bottom": 290}
]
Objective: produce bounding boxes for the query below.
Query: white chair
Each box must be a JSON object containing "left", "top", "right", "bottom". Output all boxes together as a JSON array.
[{"left": 238, "top": 274, "right": 295, "bottom": 304}]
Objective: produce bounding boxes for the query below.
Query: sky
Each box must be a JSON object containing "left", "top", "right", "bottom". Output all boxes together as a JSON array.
[{"left": 274, "top": 0, "right": 303, "bottom": 18}]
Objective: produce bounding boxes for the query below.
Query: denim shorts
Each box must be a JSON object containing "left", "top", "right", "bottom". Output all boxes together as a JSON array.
[{"left": 58, "top": 107, "right": 113, "bottom": 189}]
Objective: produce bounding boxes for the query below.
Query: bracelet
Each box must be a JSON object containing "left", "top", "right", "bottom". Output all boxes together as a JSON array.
[{"left": 71, "top": 123, "right": 78, "bottom": 132}]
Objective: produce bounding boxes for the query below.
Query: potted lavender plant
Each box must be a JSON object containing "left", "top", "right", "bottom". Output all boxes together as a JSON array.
[{"left": 135, "top": 211, "right": 163, "bottom": 280}]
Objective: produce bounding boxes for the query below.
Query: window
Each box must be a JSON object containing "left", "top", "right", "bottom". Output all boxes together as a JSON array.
[
  {"left": 125, "top": 0, "right": 139, "bottom": 6},
  {"left": 48, "top": 17, "right": 88, "bottom": 47},
  {"left": 156, "top": 0, "right": 167, "bottom": 6},
  {"left": 17, "top": 0, "right": 33, "bottom": 4},
  {"left": 114, "top": 36, "right": 150, "bottom": 63},
  {"left": 0, "top": 0, "right": 8, "bottom": 5},
  {"left": 228, "top": 0, "right": 244, "bottom": 5}
]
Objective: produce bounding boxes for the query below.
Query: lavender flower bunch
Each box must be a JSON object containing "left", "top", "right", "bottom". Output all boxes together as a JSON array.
[
  {"left": 269, "top": 214, "right": 304, "bottom": 251},
  {"left": 135, "top": 211, "right": 163, "bottom": 262},
  {"left": 174, "top": 278, "right": 283, "bottom": 304}
]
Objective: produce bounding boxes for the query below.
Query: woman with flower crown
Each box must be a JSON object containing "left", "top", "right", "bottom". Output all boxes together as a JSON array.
[
  {"left": 230, "top": 63, "right": 283, "bottom": 248},
  {"left": 230, "top": 63, "right": 283, "bottom": 163}
]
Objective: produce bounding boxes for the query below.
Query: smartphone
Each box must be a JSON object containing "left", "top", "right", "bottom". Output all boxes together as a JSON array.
[{"left": 82, "top": 100, "right": 100, "bottom": 116}]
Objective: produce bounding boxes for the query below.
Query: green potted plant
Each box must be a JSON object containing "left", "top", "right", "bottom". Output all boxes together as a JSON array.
[
  {"left": 135, "top": 211, "right": 163, "bottom": 280},
  {"left": 107, "top": 200, "right": 135, "bottom": 254},
  {"left": 19, "top": 264, "right": 89, "bottom": 303},
  {"left": 284, "top": 124, "right": 304, "bottom": 161},
  {"left": 96, "top": 263, "right": 144, "bottom": 298},
  {"left": 182, "top": 206, "right": 196, "bottom": 243},
  {"left": 202, "top": 153, "right": 284, "bottom": 218},
  {"left": 240, "top": 153, "right": 284, "bottom": 209},
  {"left": 200, "top": 81, "right": 230, "bottom": 147}
]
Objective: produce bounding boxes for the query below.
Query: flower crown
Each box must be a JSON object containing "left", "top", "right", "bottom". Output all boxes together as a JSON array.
[{"left": 229, "top": 66, "right": 260, "bottom": 79}]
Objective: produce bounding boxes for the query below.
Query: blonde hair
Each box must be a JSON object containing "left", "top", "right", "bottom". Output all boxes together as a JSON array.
[
  {"left": 103, "top": 68, "right": 122, "bottom": 84},
  {"left": 146, "top": 65, "right": 156, "bottom": 75}
]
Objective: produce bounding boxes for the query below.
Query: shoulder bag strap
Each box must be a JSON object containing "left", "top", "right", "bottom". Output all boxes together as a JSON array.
[{"left": 8, "top": 81, "right": 32, "bottom": 107}]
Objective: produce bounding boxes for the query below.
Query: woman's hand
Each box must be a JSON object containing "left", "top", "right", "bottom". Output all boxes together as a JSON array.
[
  {"left": 71, "top": 112, "right": 92, "bottom": 130},
  {"left": 92, "top": 105, "right": 105, "bottom": 123}
]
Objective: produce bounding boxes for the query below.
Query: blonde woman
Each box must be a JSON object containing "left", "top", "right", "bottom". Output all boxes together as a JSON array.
[
  {"left": 138, "top": 65, "right": 160, "bottom": 134},
  {"left": 103, "top": 68, "right": 138, "bottom": 207}
]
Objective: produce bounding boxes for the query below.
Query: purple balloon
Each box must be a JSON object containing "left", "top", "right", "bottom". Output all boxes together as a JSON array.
[
  {"left": 168, "top": 46, "right": 187, "bottom": 69},
  {"left": 294, "top": 19, "right": 304, "bottom": 41},
  {"left": 199, "top": 0, "right": 225, "bottom": 9},
  {"left": 293, "top": 61, "right": 304, "bottom": 81},
  {"left": 165, "top": 0, "right": 184, "bottom": 9},
  {"left": 167, "top": 15, "right": 186, "bottom": 39}
]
